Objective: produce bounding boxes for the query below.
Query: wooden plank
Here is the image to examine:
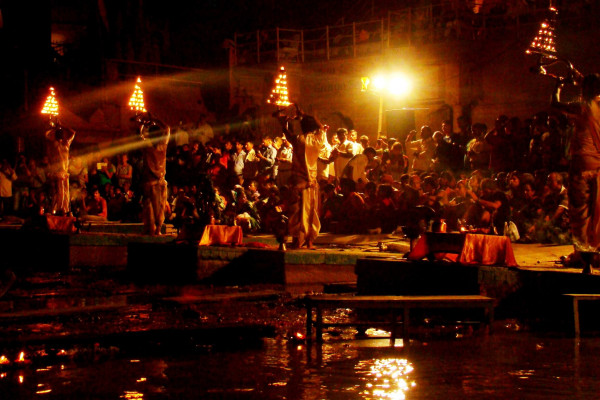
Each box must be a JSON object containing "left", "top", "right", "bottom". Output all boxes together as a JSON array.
[
  {"left": 564, "top": 294, "right": 600, "bottom": 301},
  {"left": 0, "top": 304, "right": 131, "bottom": 319},
  {"left": 305, "top": 295, "right": 494, "bottom": 309},
  {"left": 163, "top": 290, "right": 283, "bottom": 304},
  {"left": 305, "top": 294, "right": 495, "bottom": 343}
]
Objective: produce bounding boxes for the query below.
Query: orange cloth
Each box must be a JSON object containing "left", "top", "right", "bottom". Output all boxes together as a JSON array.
[
  {"left": 407, "top": 233, "right": 465, "bottom": 261},
  {"left": 46, "top": 215, "right": 77, "bottom": 233},
  {"left": 199, "top": 225, "right": 243, "bottom": 246},
  {"left": 458, "top": 233, "right": 517, "bottom": 267},
  {"left": 408, "top": 233, "right": 518, "bottom": 267}
]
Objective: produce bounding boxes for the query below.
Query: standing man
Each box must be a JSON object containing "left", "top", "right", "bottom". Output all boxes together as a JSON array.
[
  {"left": 138, "top": 114, "right": 170, "bottom": 235},
  {"left": 275, "top": 106, "right": 327, "bottom": 249},
  {"left": 231, "top": 141, "right": 246, "bottom": 185},
  {"left": 330, "top": 128, "right": 356, "bottom": 180},
  {"left": 0, "top": 159, "right": 17, "bottom": 217},
  {"left": 45, "top": 119, "right": 76, "bottom": 215},
  {"left": 256, "top": 136, "right": 277, "bottom": 179},
  {"left": 553, "top": 73, "right": 600, "bottom": 273}
]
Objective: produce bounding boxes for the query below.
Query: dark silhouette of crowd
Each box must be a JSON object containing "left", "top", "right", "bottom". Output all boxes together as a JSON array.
[{"left": 0, "top": 108, "right": 574, "bottom": 246}]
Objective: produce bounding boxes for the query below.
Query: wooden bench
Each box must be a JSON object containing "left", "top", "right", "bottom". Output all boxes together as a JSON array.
[
  {"left": 304, "top": 294, "right": 495, "bottom": 343},
  {"left": 563, "top": 294, "right": 600, "bottom": 337}
]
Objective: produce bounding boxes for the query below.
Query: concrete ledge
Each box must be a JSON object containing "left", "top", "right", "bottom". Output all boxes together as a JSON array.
[
  {"left": 355, "top": 257, "right": 600, "bottom": 325},
  {"left": 127, "top": 242, "right": 357, "bottom": 290}
]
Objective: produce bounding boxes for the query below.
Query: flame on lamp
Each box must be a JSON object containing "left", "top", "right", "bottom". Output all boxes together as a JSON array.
[
  {"left": 267, "top": 66, "right": 291, "bottom": 107},
  {"left": 129, "top": 77, "right": 147, "bottom": 113},
  {"left": 525, "top": 6, "right": 558, "bottom": 58},
  {"left": 41, "top": 87, "right": 59, "bottom": 117}
]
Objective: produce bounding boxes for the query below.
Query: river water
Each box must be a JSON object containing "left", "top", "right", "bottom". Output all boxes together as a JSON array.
[{"left": 2, "top": 327, "right": 600, "bottom": 399}]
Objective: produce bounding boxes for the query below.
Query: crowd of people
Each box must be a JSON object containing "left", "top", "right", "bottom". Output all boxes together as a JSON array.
[{"left": 0, "top": 104, "right": 576, "bottom": 250}]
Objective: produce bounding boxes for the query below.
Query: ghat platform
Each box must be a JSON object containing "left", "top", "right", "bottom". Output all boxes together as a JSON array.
[{"left": 2, "top": 223, "right": 599, "bottom": 326}]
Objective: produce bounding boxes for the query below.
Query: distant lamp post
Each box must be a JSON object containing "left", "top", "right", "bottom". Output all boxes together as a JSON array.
[
  {"left": 361, "top": 72, "right": 413, "bottom": 137},
  {"left": 267, "top": 66, "right": 291, "bottom": 107},
  {"left": 41, "top": 87, "right": 60, "bottom": 118}
]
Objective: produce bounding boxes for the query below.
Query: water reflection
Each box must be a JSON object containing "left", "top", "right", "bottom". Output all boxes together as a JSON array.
[
  {"left": 357, "top": 358, "right": 415, "bottom": 400},
  {"left": 2, "top": 332, "right": 600, "bottom": 398},
  {"left": 120, "top": 391, "right": 144, "bottom": 399}
]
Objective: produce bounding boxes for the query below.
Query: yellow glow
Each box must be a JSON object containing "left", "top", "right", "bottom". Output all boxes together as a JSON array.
[
  {"left": 41, "top": 87, "right": 59, "bottom": 117},
  {"left": 121, "top": 390, "right": 144, "bottom": 399},
  {"left": 388, "top": 75, "right": 412, "bottom": 97},
  {"left": 361, "top": 77, "right": 371, "bottom": 91},
  {"left": 128, "top": 77, "right": 147, "bottom": 113},
  {"left": 267, "top": 66, "right": 291, "bottom": 107},
  {"left": 0, "top": 355, "right": 9, "bottom": 365},
  {"left": 18, "top": 375, "right": 24, "bottom": 384},
  {"left": 359, "top": 358, "right": 416, "bottom": 399},
  {"left": 136, "top": 377, "right": 147, "bottom": 383},
  {"left": 36, "top": 389, "right": 52, "bottom": 394},
  {"left": 16, "top": 351, "right": 25, "bottom": 363},
  {"left": 0, "top": 373, "right": 6, "bottom": 379},
  {"left": 372, "top": 76, "right": 385, "bottom": 91}
]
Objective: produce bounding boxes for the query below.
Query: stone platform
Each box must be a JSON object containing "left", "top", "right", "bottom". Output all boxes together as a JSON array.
[{"left": 3, "top": 222, "right": 598, "bottom": 326}]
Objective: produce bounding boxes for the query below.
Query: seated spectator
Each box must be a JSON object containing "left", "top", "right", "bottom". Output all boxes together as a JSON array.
[
  {"left": 380, "top": 142, "right": 409, "bottom": 182},
  {"left": 116, "top": 154, "right": 133, "bottom": 189},
  {"left": 80, "top": 187, "right": 108, "bottom": 222},
  {"left": 337, "top": 178, "right": 366, "bottom": 234},
  {"left": 341, "top": 147, "right": 378, "bottom": 186},
  {"left": 96, "top": 157, "right": 116, "bottom": 190},
  {"left": 107, "top": 186, "right": 127, "bottom": 221},
  {"left": 513, "top": 182, "right": 543, "bottom": 243},
  {"left": 444, "top": 179, "right": 473, "bottom": 231},
  {"left": 467, "top": 178, "right": 510, "bottom": 235},
  {"left": 320, "top": 183, "right": 343, "bottom": 233},
  {"left": 541, "top": 172, "right": 568, "bottom": 229},
  {"left": 373, "top": 183, "right": 398, "bottom": 233},
  {"left": 232, "top": 186, "right": 261, "bottom": 232}
]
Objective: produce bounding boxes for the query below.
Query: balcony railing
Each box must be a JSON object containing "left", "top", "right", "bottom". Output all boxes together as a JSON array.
[{"left": 232, "top": 2, "right": 593, "bottom": 65}]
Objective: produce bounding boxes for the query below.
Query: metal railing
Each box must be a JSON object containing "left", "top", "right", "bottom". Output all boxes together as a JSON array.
[{"left": 232, "top": 1, "right": 593, "bottom": 65}]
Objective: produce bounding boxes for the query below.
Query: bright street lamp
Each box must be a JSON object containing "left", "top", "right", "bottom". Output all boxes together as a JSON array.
[{"left": 361, "top": 72, "right": 413, "bottom": 137}]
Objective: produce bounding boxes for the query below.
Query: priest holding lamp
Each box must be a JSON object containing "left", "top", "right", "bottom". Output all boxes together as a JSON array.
[
  {"left": 129, "top": 77, "right": 171, "bottom": 236},
  {"left": 42, "top": 87, "right": 76, "bottom": 216}
]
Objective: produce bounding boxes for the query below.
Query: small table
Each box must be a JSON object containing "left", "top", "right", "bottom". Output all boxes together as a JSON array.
[
  {"left": 45, "top": 215, "right": 77, "bottom": 234},
  {"left": 304, "top": 294, "right": 495, "bottom": 344},
  {"left": 198, "top": 225, "right": 243, "bottom": 246},
  {"left": 563, "top": 294, "right": 600, "bottom": 337},
  {"left": 408, "top": 232, "right": 518, "bottom": 267}
]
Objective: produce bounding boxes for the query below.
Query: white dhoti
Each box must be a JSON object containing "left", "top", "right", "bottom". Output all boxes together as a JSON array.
[
  {"left": 142, "top": 179, "right": 167, "bottom": 235},
  {"left": 288, "top": 184, "right": 320, "bottom": 246},
  {"left": 50, "top": 172, "right": 70, "bottom": 215}
]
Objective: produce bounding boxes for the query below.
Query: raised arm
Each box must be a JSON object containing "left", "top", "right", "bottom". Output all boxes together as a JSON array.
[{"left": 551, "top": 78, "right": 581, "bottom": 115}]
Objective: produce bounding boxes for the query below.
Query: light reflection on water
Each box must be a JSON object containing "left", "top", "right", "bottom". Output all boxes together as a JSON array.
[
  {"left": 357, "top": 358, "right": 415, "bottom": 399},
  {"left": 1, "top": 331, "right": 600, "bottom": 399}
]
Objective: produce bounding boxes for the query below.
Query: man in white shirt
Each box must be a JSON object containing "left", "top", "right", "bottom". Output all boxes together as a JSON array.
[
  {"left": 342, "top": 147, "right": 378, "bottom": 185},
  {"left": 331, "top": 128, "right": 356, "bottom": 180},
  {"left": 405, "top": 125, "right": 435, "bottom": 173},
  {"left": 194, "top": 114, "right": 214, "bottom": 145}
]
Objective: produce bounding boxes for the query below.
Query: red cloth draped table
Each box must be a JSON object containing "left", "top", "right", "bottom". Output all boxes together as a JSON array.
[
  {"left": 407, "top": 232, "right": 518, "bottom": 267},
  {"left": 45, "top": 215, "right": 77, "bottom": 233},
  {"left": 199, "top": 225, "right": 243, "bottom": 246}
]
